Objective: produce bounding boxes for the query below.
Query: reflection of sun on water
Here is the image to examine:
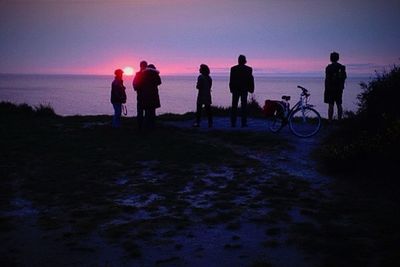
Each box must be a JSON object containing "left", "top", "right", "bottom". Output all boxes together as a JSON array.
[{"left": 123, "top": 66, "right": 134, "bottom": 76}]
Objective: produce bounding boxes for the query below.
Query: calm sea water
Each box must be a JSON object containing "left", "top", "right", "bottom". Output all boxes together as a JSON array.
[{"left": 0, "top": 74, "right": 370, "bottom": 118}]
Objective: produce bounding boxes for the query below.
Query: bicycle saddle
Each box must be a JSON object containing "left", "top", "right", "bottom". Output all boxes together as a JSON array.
[{"left": 281, "top": 95, "right": 291, "bottom": 101}]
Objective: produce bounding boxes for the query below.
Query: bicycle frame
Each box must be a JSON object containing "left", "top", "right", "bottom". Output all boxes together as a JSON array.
[
  {"left": 269, "top": 85, "right": 321, "bottom": 137},
  {"left": 277, "top": 96, "right": 302, "bottom": 122},
  {"left": 284, "top": 87, "right": 313, "bottom": 118}
]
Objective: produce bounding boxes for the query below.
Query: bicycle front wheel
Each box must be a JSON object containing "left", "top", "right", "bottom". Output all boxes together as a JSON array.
[{"left": 288, "top": 107, "right": 321, "bottom": 137}]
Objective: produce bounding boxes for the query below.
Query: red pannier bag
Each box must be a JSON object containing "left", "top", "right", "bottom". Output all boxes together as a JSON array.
[{"left": 263, "top": 100, "right": 281, "bottom": 117}]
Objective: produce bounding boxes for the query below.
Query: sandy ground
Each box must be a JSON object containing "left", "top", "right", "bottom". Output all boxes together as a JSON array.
[
  {"left": 165, "top": 116, "right": 331, "bottom": 186},
  {"left": 1, "top": 117, "right": 338, "bottom": 267}
]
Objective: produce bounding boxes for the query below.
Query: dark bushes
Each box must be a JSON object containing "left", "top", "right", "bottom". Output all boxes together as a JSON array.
[
  {"left": 318, "top": 65, "right": 400, "bottom": 179},
  {"left": 0, "top": 101, "right": 56, "bottom": 118},
  {"left": 357, "top": 65, "right": 400, "bottom": 129},
  {"left": 210, "top": 95, "right": 263, "bottom": 118}
]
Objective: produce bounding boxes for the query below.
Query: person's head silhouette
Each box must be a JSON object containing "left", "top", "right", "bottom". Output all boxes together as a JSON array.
[
  {"left": 238, "top": 55, "right": 247, "bottom": 65},
  {"left": 140, "top": 61, "right": 148, "bottom": 71},
  {"left": 330, "top": 52, "right": 339, "bottom": 63},
  {"left": 199, "top": 64, "right": 210, "bottom": 76},
  {"left": 114, "top": 69, "right": 123, "bottom": 79}
]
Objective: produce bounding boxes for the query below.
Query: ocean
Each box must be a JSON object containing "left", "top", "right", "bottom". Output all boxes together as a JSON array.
[{"left": 0, "top": 74, "right": 370, "bottom": 118}]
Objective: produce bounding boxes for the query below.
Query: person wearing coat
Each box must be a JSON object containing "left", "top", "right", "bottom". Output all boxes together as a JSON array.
[
  {"left": 133, "top": 60, "right": 148, "bottom": 129},
  {"left": 140, "top": 64, "right": 162, "bottom": 128},
  {"left": 193, "top": 64, "right": 213, "bottom": 128},
  {"left": 229, "top": 55, "right": 255, "bottom": 127},
  {"left": 110, "top": 69, "right": 127, "bottom": 128}
]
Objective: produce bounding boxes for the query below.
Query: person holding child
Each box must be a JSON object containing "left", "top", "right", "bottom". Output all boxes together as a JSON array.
[
  {"left": 133, "top": 60, "right": 148, "bottom": 129},
  {"left": 140, "top": 64, "right": 162, "bottom": 129}
]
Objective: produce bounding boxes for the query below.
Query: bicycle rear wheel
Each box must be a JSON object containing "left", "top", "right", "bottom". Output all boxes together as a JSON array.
[
  {"left": 269, "top": 109, "right": 286, "bottom": 133},
  {"left": 288, "top": 107, "right": 321, "bottom": 137}
]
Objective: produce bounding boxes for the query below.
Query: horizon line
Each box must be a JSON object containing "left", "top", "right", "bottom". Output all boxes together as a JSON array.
[{"left": 0, "top": 71, "right": 375, "bottom": 78}]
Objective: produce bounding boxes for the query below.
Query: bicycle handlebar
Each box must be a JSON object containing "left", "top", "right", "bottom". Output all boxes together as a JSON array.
[
  {"left": 297, "top": 85, "right": 310, "bottom": 96},
  {"left": 297, "top": 85, "right": 307, "bottom": 91}
]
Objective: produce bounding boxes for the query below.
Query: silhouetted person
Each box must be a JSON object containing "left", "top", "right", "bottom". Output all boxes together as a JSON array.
[
  {"left": 324, "top": 52, "right": 347, "bottom": 122},
  {"left": 229, "top": 55, "right": 254, "bottom": 127},
  {"left": 193, "top": 64, "right": 213, "bottom": 128},
  {"left": 140, "top": 64, "right": 161, "bottom": 128},
  {"left": 133, "top": 60, "right": 148, "bottom": 129},
  {"left": 110, "top": 69, "right": 127, "bottom": 128}
]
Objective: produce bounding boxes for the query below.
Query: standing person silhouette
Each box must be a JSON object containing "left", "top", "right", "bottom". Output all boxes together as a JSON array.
[
  {"left": 133, "top": 60, "right": 148, "bottom": 129},
  {"left": 324, "top": 52, "right": 347, "bottom": 122},
  {"left": 193, "top": 64, "right": 213, "bottom": 128},
  {"left": 110, "top": 69, "right": 126, "bottom": 128},
  {"left": 140, "top": 64, "right": 161, "bottom": 129},
  {"left": 229, "top": 55, "right": 254, "bottom": 127}
]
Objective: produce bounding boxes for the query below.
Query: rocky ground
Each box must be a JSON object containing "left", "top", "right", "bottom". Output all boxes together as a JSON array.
[{"left": 1, "top": 115, "right": 392, "bottom": 267}]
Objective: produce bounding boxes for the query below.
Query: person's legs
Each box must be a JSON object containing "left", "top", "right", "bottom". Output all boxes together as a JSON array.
[
  {"left": 146, "top": 108, "right": 156, "bottom": 129},
  {"left": 205, "top": 104, "right": 212, "bottom": 128},
  {"left": 143, "top": 109, "right": 149, "bottom": 128},
  {"left": 151, "top": 109, "right": 157, "bottom": 128},
  {"left": 112, "top": 103, "right": 122, "bottom": 128},
  {"left": 194, "top": 102, "right": 202, "bottom": 126},
  {"left": 231, "top": 92, "right": 239, "bottom": 127},
  {"left": 328, "top": 103, "right": 334, "bottom": 122},
  {"left": 337, "top": 89, "right": 343, "bottom": 120},
  {"left": 137, "top": 103, "right": 144, "bottom": 129},
  {"left": 337, "top": 103, "right": 343, "bottom": 120},
  {"left": 240, "top": 92, "right": 248, "bottom": 127}
]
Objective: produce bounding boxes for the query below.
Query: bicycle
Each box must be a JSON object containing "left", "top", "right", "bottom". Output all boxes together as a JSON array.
[{"left": 268, "top": 85, "right": 321, "bottom": 137}]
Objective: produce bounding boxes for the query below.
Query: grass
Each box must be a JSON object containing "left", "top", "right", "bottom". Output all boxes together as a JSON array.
[
  {"left": 2, "top": 101, "right": 399, "bottom": 266},
  {"left": 0, "top": 102, "right": 288, "bottom": 260},
  {"left": 159, "top": 95, "right": 264, "bottom": 121}
]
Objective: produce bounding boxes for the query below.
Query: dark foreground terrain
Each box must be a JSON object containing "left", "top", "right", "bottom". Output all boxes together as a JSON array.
[{"left": 0, "top": 103, "right": 399, "bottom": 266}]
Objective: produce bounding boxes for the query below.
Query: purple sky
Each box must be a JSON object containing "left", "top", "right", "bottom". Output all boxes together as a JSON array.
[{"left": 1, "top": 0, "right": 399, "bottom": 76}]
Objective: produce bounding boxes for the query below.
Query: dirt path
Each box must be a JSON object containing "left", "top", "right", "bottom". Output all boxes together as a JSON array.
[
  {"left": 165, "top": 116, "right": 331, "bottom": 185},
  {"left": 160, "top": 117, "right": 336, "bottom": 266},
  {"left": 2, "top": 117, "right": 342, "bottom": 267}
]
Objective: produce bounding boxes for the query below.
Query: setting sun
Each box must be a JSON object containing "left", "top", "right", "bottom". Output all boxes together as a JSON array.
[{"left": 123, "top": 66, "right": 134, "bottom": 76}]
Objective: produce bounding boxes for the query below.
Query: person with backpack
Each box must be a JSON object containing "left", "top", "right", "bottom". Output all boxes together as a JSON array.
[
  {"left": 324, "top": 52, "right": 347, "bottom": 122},
  {"left": 110, "top": 69, "right": 127, "bottom": 128}
]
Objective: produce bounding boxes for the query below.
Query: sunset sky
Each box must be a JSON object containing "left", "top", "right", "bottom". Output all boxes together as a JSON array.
[{"left": 1, "top": 0, "right": 399, "bottom": 76}]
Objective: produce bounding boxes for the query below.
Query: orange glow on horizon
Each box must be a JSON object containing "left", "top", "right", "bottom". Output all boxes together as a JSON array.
[{"left": 63, "top": 56, "right": 357, "bottom": 76}]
